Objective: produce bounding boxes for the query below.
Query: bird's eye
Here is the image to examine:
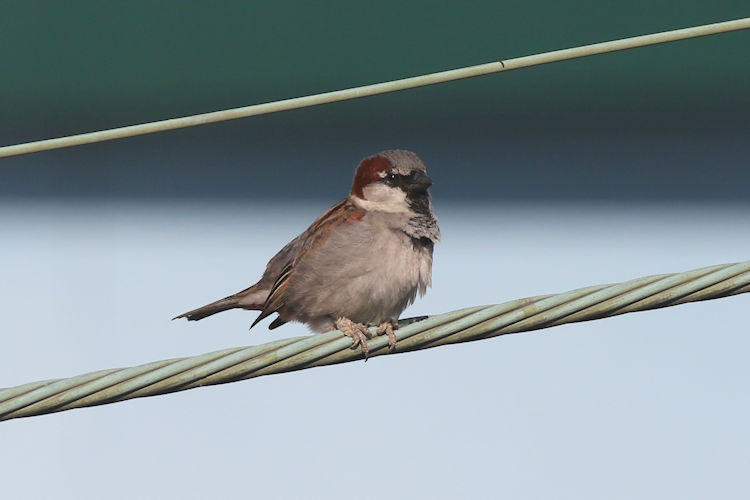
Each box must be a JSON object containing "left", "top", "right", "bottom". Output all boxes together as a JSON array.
[{"left": 385, "top": 172, "right": 397, "bottom": 182}]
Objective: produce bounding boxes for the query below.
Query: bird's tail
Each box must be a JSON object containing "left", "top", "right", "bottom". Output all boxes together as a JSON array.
[{"left": 173, "top": 286, "right": 266, "bottom": 321}]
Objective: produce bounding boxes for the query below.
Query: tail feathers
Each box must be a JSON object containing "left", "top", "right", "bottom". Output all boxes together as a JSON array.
[
  {"left": 173, "top": 296, "right": 242, "bottom": 321},
  {"left": 173, "top": 286, "right": 267, "bottom": 322}
]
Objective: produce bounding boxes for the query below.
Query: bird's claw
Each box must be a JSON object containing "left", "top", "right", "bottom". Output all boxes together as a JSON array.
[
  {"left": 377, "top": 320, "right": 398, "bottom": 352},
  {"left": 336, "top": 317, "right": 372, "bottom": 359}
]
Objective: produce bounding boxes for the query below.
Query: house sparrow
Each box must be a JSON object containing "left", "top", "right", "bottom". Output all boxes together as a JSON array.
[{"left": 174, "top": 149, "right": 440, "bottom": 357}]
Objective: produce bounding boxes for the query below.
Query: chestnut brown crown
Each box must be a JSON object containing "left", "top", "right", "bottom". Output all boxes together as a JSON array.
[{"left": 350, "top": 150, "right": 432, "bottom": 200}]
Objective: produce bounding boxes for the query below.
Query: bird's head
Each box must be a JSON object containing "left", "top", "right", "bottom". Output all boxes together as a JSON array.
[{"left": 349, "top": 150, "right": 433, "bottom": 215}]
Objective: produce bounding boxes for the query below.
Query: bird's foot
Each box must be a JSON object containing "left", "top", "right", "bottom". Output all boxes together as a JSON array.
[
  {"left": 376, "top": 320, "right": 398, "bottom": 353},
  {"left": 336, "top": 317, "right": 372, "bottom": 359}
]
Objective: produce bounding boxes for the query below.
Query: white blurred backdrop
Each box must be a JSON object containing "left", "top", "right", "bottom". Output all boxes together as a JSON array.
[{"left": 1, "top": 201, "right": 748, "bottom": 499}]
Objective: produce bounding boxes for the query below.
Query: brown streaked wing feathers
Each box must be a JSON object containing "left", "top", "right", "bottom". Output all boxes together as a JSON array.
[
  {"left": 251, "top": 198, "right": 364, "bottom": 329},
  {"left": 250, "top": 261, "right": 293, "bottom": 328}
]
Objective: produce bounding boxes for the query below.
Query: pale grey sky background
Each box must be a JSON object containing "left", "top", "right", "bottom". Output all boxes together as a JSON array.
[{"left": 1, "top": 203, "right": 748, "bottom": 499}]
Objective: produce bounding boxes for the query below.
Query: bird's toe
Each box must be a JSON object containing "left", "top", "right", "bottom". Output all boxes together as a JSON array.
[
  {"left": 376, "top": 320, "right": 398, "bottom": 352},
  {"left": 336, "top": 317, "right": 372, "bottom": 359}
]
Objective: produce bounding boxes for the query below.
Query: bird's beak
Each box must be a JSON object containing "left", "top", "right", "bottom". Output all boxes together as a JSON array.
[{"left": 408, "top": 171, "right": 433, "bottom": 192}]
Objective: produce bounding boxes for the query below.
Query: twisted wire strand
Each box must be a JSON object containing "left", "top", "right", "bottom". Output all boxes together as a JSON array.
[
  {"left": 1, "top": 261, "right": 748, "bottom": 421},
  {"left": 1, "top": 17, "right": 749, "bottom": 158}
]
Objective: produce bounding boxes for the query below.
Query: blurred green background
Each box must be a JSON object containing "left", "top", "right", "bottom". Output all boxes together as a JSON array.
[{"left": 1, "top": 1, "right": 749, "bottom": 200}]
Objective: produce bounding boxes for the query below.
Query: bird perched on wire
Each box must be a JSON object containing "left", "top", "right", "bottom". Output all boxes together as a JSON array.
[{"left": 174, "top": 149, "right": 440, "bottom": 358}]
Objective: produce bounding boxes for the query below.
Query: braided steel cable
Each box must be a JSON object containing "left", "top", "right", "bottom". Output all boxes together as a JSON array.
[{"left": 1, "top": 261, "right": 748, "bottom": 421}]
